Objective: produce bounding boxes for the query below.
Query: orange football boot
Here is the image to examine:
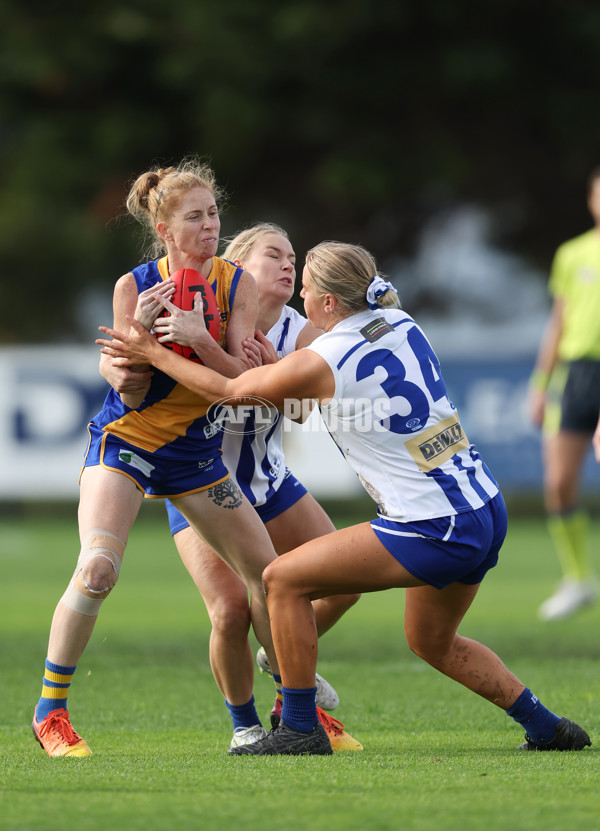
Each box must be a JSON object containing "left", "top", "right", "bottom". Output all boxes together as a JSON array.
[
  {"left": 32, "top": 708, "right": 92, "bottom": 757},
  {"left": 316, "top": 706, "right": 363, "bottom": 751}
]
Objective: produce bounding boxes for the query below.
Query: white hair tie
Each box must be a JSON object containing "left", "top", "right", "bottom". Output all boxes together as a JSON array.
[{"left": 366, "top": 275, "right": 398, "bottom": 309}]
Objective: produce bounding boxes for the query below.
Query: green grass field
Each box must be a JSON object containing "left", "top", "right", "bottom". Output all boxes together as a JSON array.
[{"left": 2, "top": 504, "right": 599, "bottom": 830}]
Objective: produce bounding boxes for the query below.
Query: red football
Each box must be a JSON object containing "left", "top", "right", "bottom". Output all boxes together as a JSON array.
[{"left": 157, "top": 269, "right": 221, "bottom": 363}]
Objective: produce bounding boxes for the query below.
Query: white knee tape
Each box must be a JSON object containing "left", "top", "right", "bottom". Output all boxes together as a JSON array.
[
  {"left": 60, "top": 583, "right": 105, "bottom": 616},
  {"left": 76, "top": 528, "right": 125, "bottom": 580},
  {"left": 60, "top": 528, "right": 126, "bottom": 617}
]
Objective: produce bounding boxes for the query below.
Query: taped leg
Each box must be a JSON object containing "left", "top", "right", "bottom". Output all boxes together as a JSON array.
[{"left": 60, "top": 528, "right": 126, "bottom": 616}]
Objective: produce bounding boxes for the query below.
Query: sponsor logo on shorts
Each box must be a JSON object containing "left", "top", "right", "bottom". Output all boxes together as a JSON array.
[
  {"left": 118, "top": 450, "right": 155, "bottom": 477},
  {"left": 405, "top": 415, "right": 469, "bottom": 472},
  {"left": 197, "top": 459, "right": 215, "bottom": 470}
]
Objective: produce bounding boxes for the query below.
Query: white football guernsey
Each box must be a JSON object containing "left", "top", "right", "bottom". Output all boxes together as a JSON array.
[
  {"left": 221, "top": 305, "right": 308, "bottom": 506},
  {"left": 306, "top": 308, "right": 499, "bottom": 522}
]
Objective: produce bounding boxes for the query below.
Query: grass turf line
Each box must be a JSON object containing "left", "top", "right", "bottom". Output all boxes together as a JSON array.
[{"left": 1, "top": 512, "right": 599, "bottom": 831}]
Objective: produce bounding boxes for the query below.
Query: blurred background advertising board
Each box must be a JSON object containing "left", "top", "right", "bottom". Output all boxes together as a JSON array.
[
  {"left": 0, "top": 347, "right": 108, "bottom": 499},
  {"left": 2, "top": 347, "right": 597, "bottom": 501}
]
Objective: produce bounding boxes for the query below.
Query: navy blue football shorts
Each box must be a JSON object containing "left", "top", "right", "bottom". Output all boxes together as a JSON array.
[
  {"left": 165, "top": 468, "right": 307, "bottom": 535},
  {"left": 370, "top": 491, "right": 508, "bottom": 589},
  {"left": 560, "top": 359, "right": 600, "bottom": 433},
  {"left": 82, "top": 421, "right": 229, "bottom": 498}
]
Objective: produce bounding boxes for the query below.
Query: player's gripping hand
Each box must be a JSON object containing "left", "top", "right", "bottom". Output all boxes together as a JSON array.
[
  {"left": 134, "top": 279, "right": 176, "bottom": 330},
  {"left": 243, "top": 329, "right": 278, "bottom": 368},
  {"left": 97, "top": 317, "right": 162, "bottom": 367},
  {"left": 152, "top": 292, "right": 207, "bottom": 348}
]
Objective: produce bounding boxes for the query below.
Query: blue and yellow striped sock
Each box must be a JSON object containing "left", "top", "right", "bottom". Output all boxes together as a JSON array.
[
  {"left": 35, "top": 659, "right": 77, "bottom": 722},
  {"left": 272, "top": 672, "right": 284, "bottom": 703}
]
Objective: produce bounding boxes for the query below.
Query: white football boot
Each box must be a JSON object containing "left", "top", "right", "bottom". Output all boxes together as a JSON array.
[
  {"left": 230, "top": 724, "right": 268, "bottom": 749},
  {"left": 538, "top": 577, "right": 598, "bottom": 621}
]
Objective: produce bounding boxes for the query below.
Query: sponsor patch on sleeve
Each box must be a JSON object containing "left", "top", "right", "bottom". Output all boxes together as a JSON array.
[
  {"left": 405, "top": 414, "right": 470, "bottom": 472},
  {"left": 360, "top": 318, "right": 395, "bottom": 342}
]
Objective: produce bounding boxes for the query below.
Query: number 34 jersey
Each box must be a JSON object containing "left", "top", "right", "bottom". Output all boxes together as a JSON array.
[{"left": 306, "top": 308, "right": 499, "bottom": 523}]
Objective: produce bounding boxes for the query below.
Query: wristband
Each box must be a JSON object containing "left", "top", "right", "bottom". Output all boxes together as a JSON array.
[{"left": 530, "top": 369, "right": 550, "bottom": 391}]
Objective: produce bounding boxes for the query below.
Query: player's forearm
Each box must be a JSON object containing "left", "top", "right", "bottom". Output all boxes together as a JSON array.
[
  {"left": 152, "top": 341, "right": 232, "bottom": 402},
  {"left": 531, "top": 307, "right": 563, "bottom": 389},
  {"left": 188, "top": 334, "right": 252, "bottom": 378},
  {"left": 99, "top": 350, "right": 150, "bottom": 409}
]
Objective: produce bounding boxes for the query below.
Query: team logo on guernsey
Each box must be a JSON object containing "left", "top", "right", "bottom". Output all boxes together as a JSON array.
[
  {"left": 206, "top": 396, "right": 278, "bottom": 435},
  {"left": 203, "top": 423, "right": 222, "bottom": 439},
  {"left": 405, "top": 414, "right": 470, "bottom": 472},
  {"left": 269, "top": 457, "right": 282, "bottom": 479},
  {"left": 360, "top": 318, "right": 394, "bottom": 342}
]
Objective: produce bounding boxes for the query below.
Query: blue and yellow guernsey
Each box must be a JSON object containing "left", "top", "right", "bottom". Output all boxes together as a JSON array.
[{"left": 93, "top": 256, "right": 242, "bottom": 459}]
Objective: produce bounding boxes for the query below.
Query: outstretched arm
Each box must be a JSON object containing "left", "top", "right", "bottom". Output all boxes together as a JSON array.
[{"left": 97, "top": 317, "right": 334, "bottom": 409}]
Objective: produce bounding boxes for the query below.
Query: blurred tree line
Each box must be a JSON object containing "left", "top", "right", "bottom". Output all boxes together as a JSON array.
[{"left": 3, "top": 0, "right": 600, "bottom": 343}]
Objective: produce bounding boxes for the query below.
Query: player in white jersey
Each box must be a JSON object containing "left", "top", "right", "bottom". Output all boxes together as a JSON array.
[
  {"left": 314, "top": 306, "right": 499, "bottom": 526},
  {"left": 217, "top": 304, "right": 307, "bottom": 507},
  {"left": 102, "top": 224, "right": 360, "bottom": 751},
  {"left": 99, "top": 240, "right": 591, "bottom": 757}
]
